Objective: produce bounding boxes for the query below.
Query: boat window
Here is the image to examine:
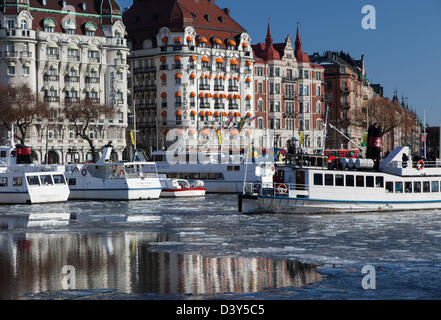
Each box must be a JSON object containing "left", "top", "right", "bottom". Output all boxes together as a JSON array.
[
  {"left": 376, "top": 176, "right": 384, "bottom": 188},
  {"left": 405, "top": 182, "right": 412, "bottom": 193},
  {"left": 325, "top": 174, "right": 334, "bottom": 186},
  {"left": 189, "top": 172, "right": 198, "bottom": 179},
  {"left": 208, "top": 173, "right": 217, "bottom": 180},
  {"left": 395, "top": 182, "right": 403, "bottom": 193},
  {"left": 27, "top": 176, "right": 40, "bottom": 186},
  {"left": 68, "top": 178, "right": 76, "bottom": 186},
  {"left": 40, "top": 175, "right": 53, "bottom": 185},
  {"left": 414, "top": 182, "right": 421, "bottom": 193},
  {"left": 366, "top": 176, "right": 374, "bottom": 188},
  {"left": 53, "top": 174, "right": 66, "bottom": 184},
  {"left": 216, "top": 173, "right": 225, "bottom": 180},
  {"left": 12, "top": 177, "right": 22, "bottom": 186},
  {"left": 227, "top": 166, "right": 233, "bottom": 171},
  {"left": 335, "top": 174, "right": 344, "bottom": 186},
  {"left": 346, "top": 175, "right": 354, "bottom": 187},
  {"left": 0, "top": 177, "right": 7, "bottom": 187},
  {"left": 385, "top": 181, "right": 393, "bottom": 193},
  {"left": 0, "top": 151, "right": 6, "bottom": 157},
  {"left": 234, "top": 166, "right": 240, "bottom": 171},
  {"left": 432, "top": 181, "right": 439, "bottom": 192},
  {"left": 313, "top": 173, "right": 323, "bottom": 186},
  {"left": 200, "top": 172, "right": 208, "bottom": 179},
  {"left": 423, "top": 181, "right": 430, "bottom": 193},
  {"left": 356, "top": 175, "right": 364, "bottom": 187}
]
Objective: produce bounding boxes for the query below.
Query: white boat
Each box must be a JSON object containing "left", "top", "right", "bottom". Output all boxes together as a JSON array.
[
  {"left": 159, "top": 176, "right": 206, "bottom": 198},
  {"left": 239, "top": 146, "right": 441, "bottom": 214},
  {"left": 64, "top": 146, "right": 162, "bottom": 201},
  {"left": 150, "top": 150, "right": 275, "bottom": 194},
  {"left": 0, "top": 136, "right": 70, "bottom": 204}
]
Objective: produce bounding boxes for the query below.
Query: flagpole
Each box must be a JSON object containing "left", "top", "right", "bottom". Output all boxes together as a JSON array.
[{"left": 424, "top": 109, "right": 426, "bottom": 159}]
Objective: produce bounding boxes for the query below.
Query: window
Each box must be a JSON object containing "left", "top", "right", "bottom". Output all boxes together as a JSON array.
[
  {"left": 0, "top": 177, "right": 7, "bottom": 187},
  {"left": 40, "top": 175, "right": 53, "bottom": 185},
  {"left": 414, "top": 182, "right": 421, "bottom": 193},
  {"left": 8, "top": 64, "right": 15, "bottom": 75},
  {"left": 7, "top": 20, "right": 15, "bottom": 29},
  {"left": 376, "top": 176, "right": 384, "bottom": 188},
  {"left": 258, "top": 118, "right": 263, "bottom": 129},
  {"left": 20, "top": 20, "right": 28, "bottom": 30},
  {"left": 335, "top": 174, "right": 344, "bottom": 186},
  {"left": 386, "top": 181, "right": 393, "bottom": 193},
  {"left": 405, "top": 182, "right": 412, "bottom": 193},
  {"left": 325, "top": 174, "right": 334, "bottom": 186},
  {"left": 23, "top": 65, "right": 30, "bottom": 75},
  {"left": 13, "top": 177, "right": 22, "bottom": 186},
  {"left": 366, "top": 176, "right": 374, "bottom": 188},
  {"left": 346, "top": 175, "right": 354, "bottom": 187},
  {"left": 68, "top": 178, "right": 76, "bottom": 186},
  {"left": 27, "top": 176, "right": 40, "bottom": 186},
  {"left": 356, "top": 176, "right": 364, "bottom": 187},
  {"left": 395, "top": 182, "right": 403, "bottom": 193},
  {"left": 314, "top": 173, "right": 323, "bottom": 185},
  {"left": 423, "top": 181, "right": 430, "bottom": 193},
  {"left": 432, "top": 181, "right": 439, "bottom": 192}
]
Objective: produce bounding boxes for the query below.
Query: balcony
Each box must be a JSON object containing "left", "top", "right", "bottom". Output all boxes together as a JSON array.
[
  {"left": 173, "top": 63, "right": 182, "bottom": 70},
  {"left": 200, "top": 103, "right": 210, "bottom": 109},
  {"left": 65, "top": 97, "right": 80, "bottom": 103},
  {"left": 134, "top": 67, "right": 156, "bottom": 73},
  {"left": 47, "top": 54, "right": 59, "bottom": 61},
  {"left": 67, "top": 55, "right": 80, "bottom": 62},
  {"left": 20, "top": 51, "right": 32, "bottom": 58},
  {"left": 85, "top": 77, "right": 100, "bottom": 84},
  {"left": 65, "top": 76, "right": 79, "bottom": 83},
  {"left": 228, "top": 103, "right": 239, "bottom": 110},
  {"left": 214, "top": 85, "right": 224, "bottom": 91},
  {"left": 3, "top": 51, "right": 18, "bottom": 58},
  {"left": 199, "top": 84, "right": 210, "bottom": 91},
  {"left": 88, "top": 57, "right": 100, "bottom": 63},
  {"left": 43, "top": 75, "right": 59, "bottom": 81},
  {"left": 44, "top": 96, "right": 60, "bottom": 103},
  {"left": 174, "top": 103, "right": 183, "bottom": 108},
  {"left": 159, "top": 65, "right": 168, "bottom": 70},
  {"left": 228, "top": 86, "right": 239, "bottom": 92},
  {"left": 214, "top": 103, "right": 225, "bottom": 109},
  {"left": 282, "top": 77, "right": 298, "bottom": 83},
  {"left": 85, "top": 97, "right": 100, "bottom": 104},
  {"left": 285, "top": 94, "right": 296, "bottom": 100}
]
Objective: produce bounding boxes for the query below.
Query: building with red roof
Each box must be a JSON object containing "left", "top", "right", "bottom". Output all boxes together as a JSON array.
[
  {"left": 252, "top": 23, "right": 325, "bottom": 153},
  {"left": 123, "top": 0, "right": 254, "bottom": 151}
]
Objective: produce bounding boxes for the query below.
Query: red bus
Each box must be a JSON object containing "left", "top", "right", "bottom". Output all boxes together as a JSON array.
[{"left": 324, "top": 149, "right": 361, "bottom": 163}]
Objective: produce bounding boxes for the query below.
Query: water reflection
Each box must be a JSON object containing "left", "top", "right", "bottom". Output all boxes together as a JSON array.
[{"left": 0, "top": 231, "right": 323, "bottom": 299}]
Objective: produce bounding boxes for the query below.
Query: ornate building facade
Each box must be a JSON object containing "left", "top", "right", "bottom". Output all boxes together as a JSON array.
[
  {"left": 123, "top": 0, "right": 254, "bottom": 153},
  {"left": 0, "top": 0, "right": 129, "bottom": 163},
  {"left": 252, "top": 24, "right": 325, "bottom": 153}
]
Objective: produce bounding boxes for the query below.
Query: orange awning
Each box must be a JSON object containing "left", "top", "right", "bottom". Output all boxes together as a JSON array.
[
  {"left": 220, "top": 93, "right": 227, "bottom": 98},
  {"left": 246, "top": 94, "right": 252, "bottom": 100},
  {"left": 214, "top": 111, "right": 220, "bottom": 117},
  {"left": 213, "top": 93, "right": 219, "bottom": 99},
  {"left": 234, "top": 112, "right": 241, "bottom": 117},
  {"left": 186, "top": 36, "right": 193, "bottom": 42},
  {"left": 221, "top": 111, "right": 227, "bottom": 116},
  {"left": 228, "top": 112, "right": 233, "bottom": 116},
  {"left": 190, "top": 73, "right": 196, "bottom": 79},
  {"left": 245, "top": 60, "right": 252, "bottom": 66},
  {"left": 176, "top": 129, "right": 183, "bottom": 135},
  {"left": 201, "top": 128, "right": 210, "bottom": 135},
  {"left": 234, "top": 76, "right": 240, "bottom": 81},
  {"left": 190, "top": 110, "right": 197, "bottom": 116},
  {"left": 205, "top": 74, "right": 211, "bottom": 79},
  {"left": 230, "top": 59, "right": 238, "bottom": 65},
  {"left": 188, "top": 128, "right": 196, "bottom": 135},
  {"left": 160, "top": 73, "right": 167, "bottom": 80},
  {"left": 175, "top": 91, "right": 182, "bottom": 97},
  {"left": 161, "top": 111, "right": 167, "bottom": 116},
  {"left": 228, "top": 40, "right": 237, "bottom": 46},
  {"left": 228, "top": 94, "right": 233, "bottom": 99},
  {"left": 175, "top": 73, "right": 182, "bottom": 79},
  {"left": 160, "top": 92, "right": 167, "bottom": 98},
  {"left": 199, "top": 111, "right": 205, "bottom": 116},
  {"left": 246, "top": 77, "right": 252, "bottom": 83},
  {"left": 199, "top": 93, "right": 205, "bottom": 98},
  {"left": 176, "top": 110, "right": 183, "bottom": 116},
  {"left": 242, "top": 42, "right": 249, "bottom": 48},
  {"left": 173, "top": 37, "right": 182, "bottom": 43},
  {"left": 162, "top": 37, "right": 168, "bottom": 43},
  {"left": 216, "top": 57, "right": 224, "bottom": 63},
  {"left": 214, "top": 38, "right": 222, "bottom": 44},
  {"left": 246, "top": 112, "right": 252, "bottom": 117},
  {"left": 245, "top": 129, "right": 253, "bottom": 135},
  {"left": 174, "top": 55, "right": 181, "bottom": 61},
  {"left": 204, "top": 93, "right": 210, "bottom": 98},
  {"left": 190, "top": 92, "right": 196, "bottom": 97},
  {"left": 206, "top": 111, "right": 213, "bottom": 116},
  {"left": 199, "top": 37, "right": 208, "bottom": 43},
  {"left": 189, "top": 56, "right": 196, "bottom": 61},
  {"left": 160, "top": 56, "right": 166, "bottom": 62},
  {"left": 201, "top": 56, "right": 210, "bottom": 62}
]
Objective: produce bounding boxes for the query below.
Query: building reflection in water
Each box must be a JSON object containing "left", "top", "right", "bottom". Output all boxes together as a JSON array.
[{"left": 0, "top": 231, "right": 323, "bottom": 299}]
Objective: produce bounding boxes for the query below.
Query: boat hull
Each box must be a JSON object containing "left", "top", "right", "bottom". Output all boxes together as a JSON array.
[
  {"left": 239, "top": 194, "right": 441, "bottom": 214},
  {"left": 69, "top": 188, "right": 161, "bottom": 200},
  {"left": 160, "top": 188, "right": 206, "bottom": 198}
]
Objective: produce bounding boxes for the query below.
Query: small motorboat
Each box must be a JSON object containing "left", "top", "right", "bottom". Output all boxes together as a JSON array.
[{"left": 160, "top": 177, "right": 206, "bottom": 198}]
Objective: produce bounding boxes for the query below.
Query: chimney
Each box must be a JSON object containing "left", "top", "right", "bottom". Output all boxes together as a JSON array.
[{"left": 223, "top": 8, "right": 230, "bottom": 16}]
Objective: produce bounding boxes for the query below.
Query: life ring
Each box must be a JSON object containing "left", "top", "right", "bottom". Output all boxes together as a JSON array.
[
  {"left": 81, "top": 169, "right": 87, "bottom": 176},
  {"left": 276, "top": 183, "right": 288, "bottom": 194},
  {"left": 119, "top": 169, "right": 125, "bottom": 175},
  {"left": 417, "top": 160, "right": 425, "bottom": 170}
]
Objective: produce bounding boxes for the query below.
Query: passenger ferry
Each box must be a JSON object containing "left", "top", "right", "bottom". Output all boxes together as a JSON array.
[
  {"left": 239, "top": 146, "right": 441, "bottom": 214},
  {"left": 64, "top": 146, "right": 162, "bottom": 201},
  {"left": 150, "top": 150, "right": 274, "bottom": 193},
  {"left": 0, "top": 139, "right": 70, "bottom": 204}
]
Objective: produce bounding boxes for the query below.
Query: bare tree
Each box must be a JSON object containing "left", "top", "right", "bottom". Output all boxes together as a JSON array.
[
  {"left": 63, "top": 98, "right": 114, "bottom": 163},
  {"left": 0, "top": 84, "right": 50, "bottom": 144}
]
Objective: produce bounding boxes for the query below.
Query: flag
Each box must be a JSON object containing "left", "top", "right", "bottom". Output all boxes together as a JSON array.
[
  {"left": 247, "top": 116, "right": 258, "bottom": 125},
  {"left": 237, "top": 115, "right": 249, "bottom": 132},
  {"left": 217, "top": 129, "right": 222, "bottom": 145},
  {"left": 227, "top": 115, "right": 234, "bottom": 129},
  {"left": 130, "top": 131, "right": 135, "bottom": 145},
  {"left": 299, "top": 132, "right": 304, "bottom": 145},
  {"left": 421, "top": 133, "right": 427, "bottom": 143}
]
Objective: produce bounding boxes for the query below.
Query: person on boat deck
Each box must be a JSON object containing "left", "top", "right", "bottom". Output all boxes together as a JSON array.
[{"left": 402, "top": 153, "right": 409, "bottom": 168}]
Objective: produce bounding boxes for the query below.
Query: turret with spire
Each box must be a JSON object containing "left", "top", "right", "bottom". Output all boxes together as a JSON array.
[{"left": 294, "top": 23, "right": 310, "bottom": 63}]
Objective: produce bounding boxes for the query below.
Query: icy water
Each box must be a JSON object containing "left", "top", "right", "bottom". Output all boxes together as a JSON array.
[{"left": 1, "top": 194, "right": 441, "bottom": 299}]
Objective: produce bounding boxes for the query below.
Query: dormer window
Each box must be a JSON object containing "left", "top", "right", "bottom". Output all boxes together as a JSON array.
[
  {"left": 43, "top": 18, "right": 56, "bottom": 33},
  {"left": 85, "top": 22, "right": 96, "bottom": 36},
  {"left": 63, "top": 18, "right": 76, "bottom": 34},
  {"left": 20, "top": 20, "right": 28, "bottom": 30}
]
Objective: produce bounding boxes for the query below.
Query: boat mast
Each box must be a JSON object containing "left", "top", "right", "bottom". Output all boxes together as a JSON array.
[{"left": 327, "top": 122, "right": 364, "bottom": 152}]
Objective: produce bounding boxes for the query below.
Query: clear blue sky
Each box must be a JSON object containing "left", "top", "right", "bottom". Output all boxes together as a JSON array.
[{"left": 119, "top": 0, "right": 441, "bottom": 126}]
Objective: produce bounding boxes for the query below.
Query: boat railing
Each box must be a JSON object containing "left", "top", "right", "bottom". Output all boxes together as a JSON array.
[
  {"left": 243, "top": 182, "right": 308, "bottom": 197},
  {"left": 284, "top": 154, "right": 328, "bottom": 169},
  {"left": 386, "top": 160, "right": 441, "bottom": 169}
]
